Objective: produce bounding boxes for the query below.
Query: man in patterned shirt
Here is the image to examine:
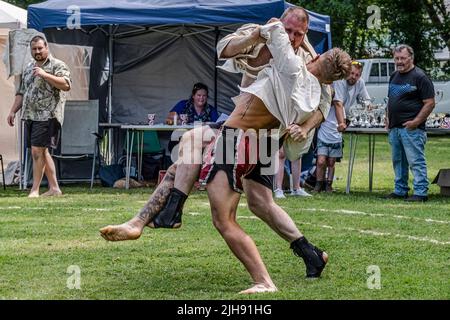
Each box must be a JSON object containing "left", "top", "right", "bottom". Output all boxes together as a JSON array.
[{"left": 7, "top": 35, "right": 71, "bottom": 198}]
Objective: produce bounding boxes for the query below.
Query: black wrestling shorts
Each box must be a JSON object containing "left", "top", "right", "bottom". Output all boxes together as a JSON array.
[
  {"left": 25, "top": 118, "right": 61, "bottom": 149},
  {"left": 199, "top": 126, "right": 281, "bottom": 193}
]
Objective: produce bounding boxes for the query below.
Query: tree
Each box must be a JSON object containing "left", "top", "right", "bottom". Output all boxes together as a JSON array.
[
  {"left": 422, "top": 0, "right": 450, "bottom": 48},
  {"left": 5, "top": 0, "right": 41, "bottom": 9},
  {"left": 294, "top": 0, "right": 449, "bottom": 78}
]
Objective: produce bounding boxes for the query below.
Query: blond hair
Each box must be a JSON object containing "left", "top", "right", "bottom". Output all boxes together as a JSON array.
[{"left": 321, "top": 48, "right": 352, "bottom": 83}]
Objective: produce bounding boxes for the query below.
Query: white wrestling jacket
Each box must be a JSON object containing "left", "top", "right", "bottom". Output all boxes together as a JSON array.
[{"left": 217, "top": 22, "right": 331, "bottom": 160}]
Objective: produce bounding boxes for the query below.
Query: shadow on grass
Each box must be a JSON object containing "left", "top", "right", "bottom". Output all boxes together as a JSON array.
[{"left": 0, "top": 183, "right": 155, "bottom": 198}]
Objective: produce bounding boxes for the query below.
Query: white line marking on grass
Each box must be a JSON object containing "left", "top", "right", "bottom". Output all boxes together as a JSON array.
[
  {"left": 399, "top": 235, "right": 450, "bottom": 245},
  {"left": 424, "top": 218, "right": 449, "bottom": 224},
  {"left": 238, "top": 216, "right": 259, "bottom": 220},
  {"left": 188, "top": 212, "right": 202, "bottom": 216},
  {"left": 0, "top": 206, "right": 46, "bottom": 210},
  {"left": 1, "top": 206, "right": 111, "bottom": 211},
  {"left": 236, "top": 215, "right": 449, "bottom": 245},
  {"left": 299, "top": 222, "right": 450, "bottom": 246},
  {"left": 296, "top": 208, "right": 450, "bottom": 225}
]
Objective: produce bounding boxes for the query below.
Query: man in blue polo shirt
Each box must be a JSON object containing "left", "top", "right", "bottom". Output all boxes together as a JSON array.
[{"left": 385, "top": 44, "right": 435, "bottom": 202}]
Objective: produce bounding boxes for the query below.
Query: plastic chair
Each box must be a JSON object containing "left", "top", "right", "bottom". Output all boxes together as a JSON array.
[
  {"left": 52, "top": 100, "right": 100, "bottom": 188},
  {"left": 0, "top": 154, "right": 5, "bottom": 190}
]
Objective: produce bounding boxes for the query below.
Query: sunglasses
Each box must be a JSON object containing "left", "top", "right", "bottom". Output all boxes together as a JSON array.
[{"left": 351, "top": 61, "right": 362, "bottom": 66}]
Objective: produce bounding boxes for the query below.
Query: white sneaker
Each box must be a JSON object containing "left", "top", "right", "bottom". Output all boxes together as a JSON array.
[
  {"left": 291, "top": 188, "right": 312, "bottom": 197},
  {"left": 274, "top": 189, "right": 286, "bottom": 199}
]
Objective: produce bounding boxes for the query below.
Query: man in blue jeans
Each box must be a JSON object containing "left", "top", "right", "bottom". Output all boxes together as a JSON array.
[{"left": 385, "top": 44, "right": 435, "bottom": 202}]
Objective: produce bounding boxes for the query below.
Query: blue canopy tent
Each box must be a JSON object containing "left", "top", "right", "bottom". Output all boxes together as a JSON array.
[{"left": 28, "top": 0, "right": 331, "bottom": 125}]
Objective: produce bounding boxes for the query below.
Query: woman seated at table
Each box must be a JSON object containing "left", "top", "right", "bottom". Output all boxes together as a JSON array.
[{"left": 165, "top": 82, "right": 219, "bottom": 124}]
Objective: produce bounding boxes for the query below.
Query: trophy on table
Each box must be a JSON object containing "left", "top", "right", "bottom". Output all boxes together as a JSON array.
[{"left": 348, "top": 96, "right": 383, "bottom": 128}]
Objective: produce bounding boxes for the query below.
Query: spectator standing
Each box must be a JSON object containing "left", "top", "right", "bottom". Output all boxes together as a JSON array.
[
  {"left": 385, "top": 45, "right": 435, "bottom": 202},
  {"left": 314, "top": 61, "right": 369, "bottom": 192},
  {"left": 7, "top": 35, "right": 71, "bottom": 198}
]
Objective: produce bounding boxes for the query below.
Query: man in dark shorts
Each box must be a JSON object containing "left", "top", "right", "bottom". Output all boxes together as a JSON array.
[
  {"left": 194, "top": 22, "right": 351, "bottom": 293},
  {"left": 100, "top": 13, "right": 351, "bottom": 293},
  {"left": 7, "top": 35, "right": 71, "bottom": 198}
]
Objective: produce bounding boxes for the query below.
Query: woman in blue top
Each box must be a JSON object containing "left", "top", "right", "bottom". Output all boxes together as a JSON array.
[{"left": 166, "top": 82, "right": 219, "bottom": 124}]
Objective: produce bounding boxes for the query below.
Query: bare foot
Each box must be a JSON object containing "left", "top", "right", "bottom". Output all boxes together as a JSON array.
[
  {"left": 147, "top": 221, "right": 181, "bottom": 229},
  {"left": 41, "top": 189, "right": 63, "bottom": 197},
  {"left": 323, "top": 251, "right": 329, "bottom": 264},
  {"left": 99, "top": 222, "right": 143, "bottom": 241},
  {"left": 28, "top": 191, "right": 40, "bottom": 198},
  {"left": 238, "top": 284, "right": 278, "bottom": 294}
]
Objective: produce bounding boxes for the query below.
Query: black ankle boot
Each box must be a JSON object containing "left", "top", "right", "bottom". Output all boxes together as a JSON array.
[
  {"left": 151, "top": 188, "right": 188, "bottom": 228},
  {"left": 290, "top": 237, "right": 327, "bottom": 278}
]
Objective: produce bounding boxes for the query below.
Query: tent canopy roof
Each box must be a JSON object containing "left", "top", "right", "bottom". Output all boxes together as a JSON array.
[
  {"left": 0, "top": 0, "right": 27, "bottom": 29},
  {"left": 28, "top": 0, "right": 329, "bottom": 34}
]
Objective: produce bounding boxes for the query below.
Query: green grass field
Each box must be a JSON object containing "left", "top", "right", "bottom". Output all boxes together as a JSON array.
[{"left": 1, "top": 134, "right": 449, "bottom": 300}]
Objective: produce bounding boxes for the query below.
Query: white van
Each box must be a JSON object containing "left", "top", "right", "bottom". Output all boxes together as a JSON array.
[{"left": 358, "top": 58, "right": 450, "bottom": 113}]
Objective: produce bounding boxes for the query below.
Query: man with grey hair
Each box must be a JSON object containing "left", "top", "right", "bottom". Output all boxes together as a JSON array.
[
  {"left": 385, "top": 44, "right": 435, "bottom": 202},
  {"left": 7, "top": 35, "right": 71, "bottom": 198}
]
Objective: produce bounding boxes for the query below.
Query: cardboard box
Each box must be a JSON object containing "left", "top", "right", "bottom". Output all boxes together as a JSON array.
[{"left": 432, "top": 169, "right": 450, "bottom": 196}]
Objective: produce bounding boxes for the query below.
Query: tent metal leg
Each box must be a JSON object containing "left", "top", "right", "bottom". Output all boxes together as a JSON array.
[
  {"left": 125, "top": 129, "right": 134, "bottom": 190},
  {"left": 346, "top": 133, "right": 358, "bottom": 194},
  {"left": 368, "top": 134, "right": 376, "bottom": 192}
]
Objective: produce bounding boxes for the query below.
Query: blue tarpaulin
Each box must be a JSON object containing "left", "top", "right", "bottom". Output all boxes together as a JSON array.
[
  {"left": 28, "top": 0, "right": 286, "bottom": 29},
  {"left": 28, "top": 0, "right": 330, "bottom": 47},
  {"left": 26, "top": 0, "right": 332, "bottom": 124}
]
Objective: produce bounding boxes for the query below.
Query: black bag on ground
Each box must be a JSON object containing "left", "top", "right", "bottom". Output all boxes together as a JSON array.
[
  {"left": 142, "top": 154, "right": 163, "bottom": 181},
  {"left": 99, "top": 164, "right": 125, "bottom": 187}
]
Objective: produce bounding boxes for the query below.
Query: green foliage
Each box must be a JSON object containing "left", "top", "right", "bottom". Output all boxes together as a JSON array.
[
  {"left": 294, "top": 0, "right": 450, "bottom": 78},
  {"left": 4, "top": 0, "right": 41, "bottom": 9}
]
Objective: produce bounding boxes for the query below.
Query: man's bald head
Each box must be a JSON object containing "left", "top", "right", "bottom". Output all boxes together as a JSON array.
[
  {"left": 281, "top": 7, "right": 309, "bottom": 24},
  {"left": 280, "top": 7, "right": 309, "bottom": 51}
]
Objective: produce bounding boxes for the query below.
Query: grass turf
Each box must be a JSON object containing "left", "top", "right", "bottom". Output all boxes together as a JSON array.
[{"left": 0, "top": 134, "right": 449, "bottom": 299}]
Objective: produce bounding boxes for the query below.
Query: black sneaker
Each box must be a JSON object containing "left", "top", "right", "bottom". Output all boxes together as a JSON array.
[
  {"left": 383, "top": 192, "right": 408, "bottom": 199},
  {"left": 405, "top": 195, "right": 428, "bottom": 202}
]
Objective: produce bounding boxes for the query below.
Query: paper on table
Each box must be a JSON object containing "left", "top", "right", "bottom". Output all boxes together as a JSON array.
[{"left": 216, "top": 113, "right": 229, "bottom": 122}]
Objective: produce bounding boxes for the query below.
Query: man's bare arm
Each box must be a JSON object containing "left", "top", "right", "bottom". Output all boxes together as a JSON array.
[
  {"left": 220, "top": 26, "right": 265, "bottom": 59},
  {"left": 333, "top": 100, "right": 347, "bottom": 132},
  {"left": 7, "top": 95, "right": 23, "bottom": 127},
  {"left": 403, "top": 98, "right": 435, "bottom": 130},
  {"left": 33, "top": 67, "right": 70, "bottom": 91},
  {"left": 288, "top": 110, "right": 324, "bottom": 142}
]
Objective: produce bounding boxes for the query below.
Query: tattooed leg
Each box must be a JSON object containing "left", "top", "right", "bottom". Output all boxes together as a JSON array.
[
  {"left": 146, "top": 126, "right": 215, "bottom": 228},
  {"left": 99, "top": 164, "right": 176, "bottom": 241}
]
